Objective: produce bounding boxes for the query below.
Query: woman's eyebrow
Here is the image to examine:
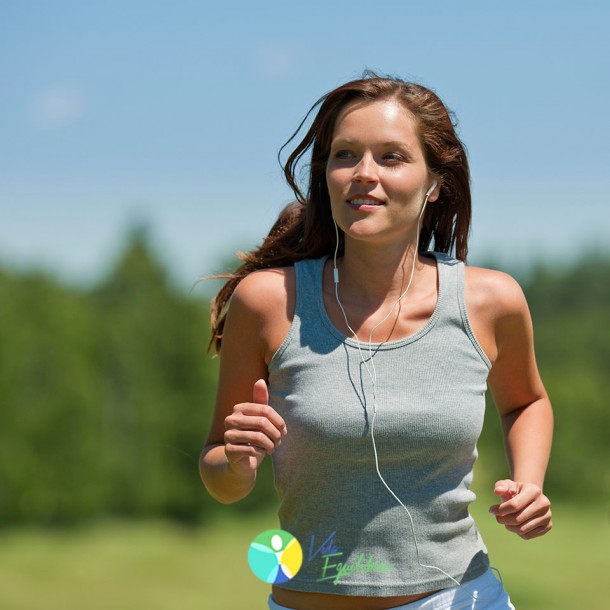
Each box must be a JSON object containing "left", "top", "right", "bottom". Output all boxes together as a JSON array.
[{"left": 331, "top": 138, "right": 414, "bottom": 151}]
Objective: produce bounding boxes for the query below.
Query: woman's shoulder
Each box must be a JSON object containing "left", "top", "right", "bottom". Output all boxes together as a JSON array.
[
  {"left": 462, "top": 265, "right": 532, "bottom": 364},
  {"left": 232, "top": 266, "right": 296, "bottom": 315},
  {"left": 464, "top": 265, "right": 529, "bottom": 320},
  {"left": 228, "top": 267, "right": 297, "bottom": 362}
]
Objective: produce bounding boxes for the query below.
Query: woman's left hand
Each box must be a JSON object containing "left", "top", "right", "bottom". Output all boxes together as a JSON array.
[{"left": 489, "top": 479, "right": 553, "bottom": 540}]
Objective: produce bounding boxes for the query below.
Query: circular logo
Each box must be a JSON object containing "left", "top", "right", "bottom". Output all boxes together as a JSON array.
[{"left": 247, "top": 529, "right": 303, "bottom": 584}]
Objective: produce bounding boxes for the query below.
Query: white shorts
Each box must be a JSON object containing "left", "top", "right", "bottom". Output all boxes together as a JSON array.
[{"left": 267, "top": 567, "right": 516, "bottom": 609}]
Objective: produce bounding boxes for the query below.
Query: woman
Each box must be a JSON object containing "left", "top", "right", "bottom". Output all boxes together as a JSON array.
[{"left": 200, "top": 74, "right": 553, "bottom": 609}]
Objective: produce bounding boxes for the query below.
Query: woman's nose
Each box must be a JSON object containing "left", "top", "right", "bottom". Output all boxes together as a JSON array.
[{"left": 353, "top": 154, "right": 378, "bottom": 182}]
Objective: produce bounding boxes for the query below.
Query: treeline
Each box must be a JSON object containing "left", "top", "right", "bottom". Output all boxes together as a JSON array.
[{"left": 0, "top": 231, "right": 608, "bottom": 527}]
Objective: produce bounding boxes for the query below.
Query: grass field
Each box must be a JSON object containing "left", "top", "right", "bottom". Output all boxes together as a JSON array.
[{"left": 0, "top": 501, "right": 607, "bottom": 609}]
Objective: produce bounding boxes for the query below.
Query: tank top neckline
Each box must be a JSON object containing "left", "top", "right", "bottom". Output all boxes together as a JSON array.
[{"left": 312, "top": 251, "right": 448, "bottom": 351}]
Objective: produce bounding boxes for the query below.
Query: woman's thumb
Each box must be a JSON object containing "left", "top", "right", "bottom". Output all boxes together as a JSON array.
[{"left": 252, "top": 379, "right": 269, "bottom": 405}]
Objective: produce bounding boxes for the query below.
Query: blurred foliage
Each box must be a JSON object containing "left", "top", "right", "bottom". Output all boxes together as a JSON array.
[
  {"left": 0, "top": 228, "right": 220, "bottom": 527},
  {"left": 0, "top": 231, "right": 608, "bottom": 527}
]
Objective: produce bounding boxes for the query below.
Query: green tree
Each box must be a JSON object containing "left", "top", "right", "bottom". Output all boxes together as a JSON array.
[{"left": 1, "top": 233, "right": 606, "bottom": 528}]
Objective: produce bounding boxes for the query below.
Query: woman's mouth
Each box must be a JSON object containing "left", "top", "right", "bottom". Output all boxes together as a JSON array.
[{"left": 347, "top": 196, "right": 385, "bottom": 208}]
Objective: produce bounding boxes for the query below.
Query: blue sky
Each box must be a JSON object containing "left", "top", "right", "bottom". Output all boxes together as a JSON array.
[{"left": 2, "top": 0, "right": 609, "bottom": 286}]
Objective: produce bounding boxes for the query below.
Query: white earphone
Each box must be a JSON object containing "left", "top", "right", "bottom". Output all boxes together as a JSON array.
[{"left": 425, "top": 180, "right": 438, "bottom": 198}]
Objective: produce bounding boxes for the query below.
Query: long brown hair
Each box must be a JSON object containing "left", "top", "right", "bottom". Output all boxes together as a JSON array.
[{"left": 209, "top": 73, "right": 471, "bottom": 353}]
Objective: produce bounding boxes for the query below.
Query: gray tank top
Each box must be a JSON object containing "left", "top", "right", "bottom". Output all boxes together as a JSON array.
[{"left": 268, "top": 253, "right": 491, "bottom": 596}]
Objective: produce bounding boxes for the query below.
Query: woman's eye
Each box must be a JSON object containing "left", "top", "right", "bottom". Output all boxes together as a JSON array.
[
  {"left": 334, "top": 150, "right": 354, "bottom": 159},
  {"left": 383, "top": 152, "right": 403, "bottom": 162}
]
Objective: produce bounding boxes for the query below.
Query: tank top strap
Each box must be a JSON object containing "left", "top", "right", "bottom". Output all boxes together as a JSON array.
[
  {"left": 431, "top": 251, "right": 490, "bottom": 366},
  {"left": 429, "top": 251, "right": 464, "bottom": 326},
  {"left": 293, "top": 256, "right": 327, "bottom": 326}
]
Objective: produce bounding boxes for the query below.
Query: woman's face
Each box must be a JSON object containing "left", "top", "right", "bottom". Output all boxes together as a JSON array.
[{"left": 325, "top": 99, "right": 438, "bottom": 248}]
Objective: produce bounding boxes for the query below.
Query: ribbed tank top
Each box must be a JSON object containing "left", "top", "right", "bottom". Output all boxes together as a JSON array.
[{"left": 267, "top": 252, "right": 492, "bottom": 596}]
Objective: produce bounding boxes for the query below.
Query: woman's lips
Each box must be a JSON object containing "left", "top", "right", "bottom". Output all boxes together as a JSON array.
[{"left": 347, "top": 197, "right": 385, "bottom": 208}]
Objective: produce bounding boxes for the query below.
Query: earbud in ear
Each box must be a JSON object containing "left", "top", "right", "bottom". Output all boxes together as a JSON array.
[{"left": 425, "top": 180, "right": 438, "bottom": 198}]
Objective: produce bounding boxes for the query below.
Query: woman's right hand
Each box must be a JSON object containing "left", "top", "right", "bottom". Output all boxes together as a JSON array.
[{"left": 223, "top": 379, "right": 287, "bottom": 476}]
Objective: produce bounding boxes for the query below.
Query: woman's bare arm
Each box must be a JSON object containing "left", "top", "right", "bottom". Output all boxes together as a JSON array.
[
  {"left": 199, "top": 268, "right": 293, "bottom": 504},
  {"left": 466, "top": 268, "right": 553, "bottom": 539}
]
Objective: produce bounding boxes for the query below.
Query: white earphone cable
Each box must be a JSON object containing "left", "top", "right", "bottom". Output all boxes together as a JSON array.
[{"left": 331, "top": 191, "right": 490, "bottom": 601}]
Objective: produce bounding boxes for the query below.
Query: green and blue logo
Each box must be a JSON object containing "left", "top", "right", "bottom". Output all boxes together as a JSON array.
[{"left": 247, "top": 529, "right": 303, "bottom": 584}]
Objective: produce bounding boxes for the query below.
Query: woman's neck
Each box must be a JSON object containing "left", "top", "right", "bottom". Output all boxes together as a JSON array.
[{"left": 335, "top": 239, "right": 426, "bottom": 309}]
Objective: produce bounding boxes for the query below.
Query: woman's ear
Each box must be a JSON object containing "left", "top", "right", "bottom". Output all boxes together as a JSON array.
[{"left": 426, "top": 178, "right": 441, "bottom": 203}]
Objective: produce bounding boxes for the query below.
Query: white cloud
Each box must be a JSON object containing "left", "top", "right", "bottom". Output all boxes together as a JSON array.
[{"left": 30, "top": 86, "right": 86, "bottom": 130}]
